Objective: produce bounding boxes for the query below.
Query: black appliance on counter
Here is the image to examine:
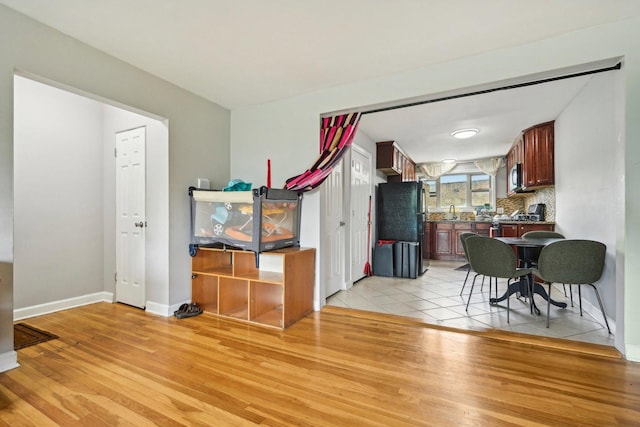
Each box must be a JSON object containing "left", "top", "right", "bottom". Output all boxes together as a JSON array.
[
  {"left": 490, "top": 203, "right": 547, "bottom": 237},
  {"left": 374, "top": 182, "right": 428, "bottom": 278}
]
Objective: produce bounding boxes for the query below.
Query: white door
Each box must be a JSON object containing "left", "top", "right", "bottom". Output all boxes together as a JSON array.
[
  {"left": 323, "top": 159, "right": 345, "bottom": 297},
  {"left": 350, "top": 145, "right": 372, "bottom": 283},
  {"left": 115, "top": 127, "right": 146, "bottom": 308}
]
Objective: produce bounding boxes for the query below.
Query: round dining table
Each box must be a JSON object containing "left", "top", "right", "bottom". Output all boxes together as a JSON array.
[{"left": 490, "top": 236, "right": 567, "bottom": 315}]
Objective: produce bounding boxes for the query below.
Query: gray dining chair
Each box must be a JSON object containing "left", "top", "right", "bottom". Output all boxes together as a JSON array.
[
  {"left": 521, "top": 231, "right": 572, "bottom": 302},
  {"left": 530, "top": 239, "right": 611, "bottom": 333},
  {"left": 465, "top": 236, "right": 531, "bottom": 322},
  {"left": 459, "top": 232, "right": 478, "bottom": 296},
  {"left": 459, "top": 232, "right": 495, "bottom": 297}
]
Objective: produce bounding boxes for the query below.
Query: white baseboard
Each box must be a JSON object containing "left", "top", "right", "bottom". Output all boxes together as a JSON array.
[
  {"left": 14, "top": 292, "right": 114, "bottom": 321},
  {"left": 145, "top": 300, "right": 189, "bottom": 318},
  {"left": 625, "top": 344, "right": 640, "bottom": 363},
  {"left": 0, "top": 350, "right": 19, "bottom": 373},
  {"left": 552, "top": 284, "right": 616, "bottom": 334}
]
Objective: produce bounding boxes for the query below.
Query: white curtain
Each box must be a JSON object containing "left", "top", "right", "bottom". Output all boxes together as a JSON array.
[
  {"left": 419, "top": 162, "right": 457, "bottom": 179},
  {"left": 473, "top": 157, "right": 506, "bottom": 176}
]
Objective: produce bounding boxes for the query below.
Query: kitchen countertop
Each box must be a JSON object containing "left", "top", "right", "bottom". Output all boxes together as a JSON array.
[
  {"left": 427, "top": 219, "right": 555, "bottom": 225},
  {"left": 494, "top": 220, "right": 556, "bottom": 225}
]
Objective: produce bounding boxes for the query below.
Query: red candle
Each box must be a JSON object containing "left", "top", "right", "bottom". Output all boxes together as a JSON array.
[{"left": 267, "top": 159, "right": 271, "bottom": 188}]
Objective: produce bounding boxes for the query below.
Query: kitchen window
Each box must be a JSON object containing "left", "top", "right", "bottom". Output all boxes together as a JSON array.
[{"left": 424, "top": 172, "right": 492, "bottom": 210}]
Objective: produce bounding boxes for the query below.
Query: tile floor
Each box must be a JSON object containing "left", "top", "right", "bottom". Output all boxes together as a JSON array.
[{"left": 327, "top": 260, "right": 615, "bottom": 347}]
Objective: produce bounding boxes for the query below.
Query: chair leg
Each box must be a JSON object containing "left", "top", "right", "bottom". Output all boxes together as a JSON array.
[
  {"left": 506, "top": 278, "right": 511, "bottom": 323},
  {"left": 562, "top": 283, "right": 568, "bottom": 297},
  {"left": 481, "top": 275, "right": 485, "bottom": 292},
  {"left": 528, "top": 276, "right": 534, "bottom": 315},
  {"left": 546, "top": 282, "right": 552, "bottom": 328},
  {"left": 465, "top": 273, "right": 480, "bottom": 311},
  {"left": 578, "top": 286, "right": 583, "bottom": 316},
  {"left": 569, "top": 284, "right": 574, "bottom": 307},
  {"left": 587, "top": 284, "right": 612, "bottom": 334},
  {"left": 460, "top": 265, "right": 471, "bottom": 296}
]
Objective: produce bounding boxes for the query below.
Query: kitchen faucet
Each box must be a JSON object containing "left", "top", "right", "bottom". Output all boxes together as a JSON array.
[{"left": 449, "top": 204, "right": 457, "bottom": 220}]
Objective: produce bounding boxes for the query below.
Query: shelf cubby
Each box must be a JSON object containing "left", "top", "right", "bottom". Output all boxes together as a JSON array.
[{"left": 190, "top": 247, "right": 315, "bottom": 329}]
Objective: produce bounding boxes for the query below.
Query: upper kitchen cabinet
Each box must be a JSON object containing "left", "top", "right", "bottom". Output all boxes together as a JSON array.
[
  {"left": 506, "top": 135, "right": 523, "bottom": 173},
  {"left": 376, "top": 141, "right": 416, "bottom": 182},
  {"left": 522, "top": 121, "right": 555, "bottom": 189}
]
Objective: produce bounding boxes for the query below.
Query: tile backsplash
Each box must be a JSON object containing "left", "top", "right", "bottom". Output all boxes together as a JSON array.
[
  {"left": 496, "top": 186, "right": 555, "bottom": 221},
  {"left": 524, "top": 187, "right": 555, "bottom": 221},
  {"left": 429, "top": 187, "right": 556, "bottom": 222}
]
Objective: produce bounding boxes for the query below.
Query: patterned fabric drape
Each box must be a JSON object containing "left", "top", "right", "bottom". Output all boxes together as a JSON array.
[{"left": 285, "top": 112, "right": 361, "bottom": 192}]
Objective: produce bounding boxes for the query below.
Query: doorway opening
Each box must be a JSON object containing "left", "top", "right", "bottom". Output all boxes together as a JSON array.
[{"left": 12, "top": 73, "right": 168, "bottom": 319}]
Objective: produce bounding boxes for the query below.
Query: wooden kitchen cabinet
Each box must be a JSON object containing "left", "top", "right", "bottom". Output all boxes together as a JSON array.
[
  {"left": 428, "top": 221, "right": 535, "bottom": 261},
  {"left": 377, "top": 141, "right": 416, "bottom": 182},
  {"left": 500, "top": 223, "right": 554, "bottom": 238},
  {"left": 432, "top": 222, "right": 454, "bottom": 259},
  {"left": 506, "top": 135, "right": 523, "bottom": 172},
  {"left": 523, "top": 121, "right": 554, "bottom": 189},
  {"left": 501, "top": 224, "right": 519, "bottom": 237},
  {"left": 191, "top": 247, "right": 315, "bottom": 329},
  {"left": 376, "top": 141, "right": 402, "bottom": 175},
  {"left": 474, "top": 222, "right": 491, "bottom": 237},
  {"left": 497, "top": 223, "right": 555, "bottom": 261},
  {"left": 430, "top": 221, "right": 489, "bottom": 261},
  {"left": 506, "top": 135, "right": 524, "bottom": 197}
]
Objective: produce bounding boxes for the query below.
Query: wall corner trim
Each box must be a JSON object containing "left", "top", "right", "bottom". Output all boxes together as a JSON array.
[{"left": 0, "top": 351, "right": 19, "bottom": 373}]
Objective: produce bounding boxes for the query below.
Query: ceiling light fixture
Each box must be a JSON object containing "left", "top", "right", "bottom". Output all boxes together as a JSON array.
[
  {"left": 442, "top": 158, "right": 456, "bottom": 164},
  {"left": 451, "top": 128, "right": 479, "bottom": 139}
]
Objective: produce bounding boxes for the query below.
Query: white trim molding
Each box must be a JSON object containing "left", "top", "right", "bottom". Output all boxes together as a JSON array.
[
  {"left": 626, "top": 344, "right": 640, "bottom": 363},
  {"left": 0, "top": 350, "right": 19, "bottom": 373},
  {"left": 13, "top": 292, "right": 114, "bottom": 321},
  {"left": 145, "top": 300, "right": 190, "bottom": 318},
  {"left": 553, "top": 283, "right": 616, "bottom": 335}
]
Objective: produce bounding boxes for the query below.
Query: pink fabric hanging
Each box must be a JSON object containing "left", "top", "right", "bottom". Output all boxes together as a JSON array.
[{"left": 285, "top": 112, "right": 361, "bottom": 192}]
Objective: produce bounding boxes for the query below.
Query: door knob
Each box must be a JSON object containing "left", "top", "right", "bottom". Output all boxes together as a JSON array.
[
  {"left": 339, "top": 221, "right": 346, "bottom": 226},
  {"left": 134, "top": 221, "right": 145, "bottom": 228}
]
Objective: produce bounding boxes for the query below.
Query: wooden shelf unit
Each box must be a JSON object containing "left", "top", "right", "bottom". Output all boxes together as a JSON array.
[{"left": 191, "top": 247, "right": 315, "bottom": 329}]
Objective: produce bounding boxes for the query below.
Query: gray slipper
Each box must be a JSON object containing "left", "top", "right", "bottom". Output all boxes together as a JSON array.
[{"left": 175, "top": 303, "right": 202, "bottom": 319}]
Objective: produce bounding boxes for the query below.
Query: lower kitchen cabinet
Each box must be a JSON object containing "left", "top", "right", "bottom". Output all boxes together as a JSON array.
[
  {"left": 428, "top": 221, "right": 546, "bottom": 261},
  {"left": 473, "top": 222, "right": 491, "bottom": 237},
  {"left": 430, "top": 221, "right": 491, "bottom": 261},
  {"left": 499, "top": 223, "right": 555, "bottom": 263},
  {"left": 500, "top": 223, "right": 555, "bottom": 237},
  {"left": 191, "top": 247, "right": 315, "bottom": 329}
]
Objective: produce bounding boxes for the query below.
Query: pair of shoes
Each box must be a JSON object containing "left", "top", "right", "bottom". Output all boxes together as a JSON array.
[
  {"left": 175, "top": 302, "right": 203, "bottom": 319},
  {"left": 173, "top": 303, "right": 189, "bottom": 317}
]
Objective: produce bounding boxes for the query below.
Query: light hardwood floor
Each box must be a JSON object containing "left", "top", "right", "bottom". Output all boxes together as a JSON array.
[{"left": 1, "top": 303, "right": 639, "bottom": 426}]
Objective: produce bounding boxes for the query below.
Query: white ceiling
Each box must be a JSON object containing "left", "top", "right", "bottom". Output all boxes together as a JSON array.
[
  {"left": 1, "top": 0, "right": 637, "bottom": 162},
  {"left": 358, "top": 73, "right": 595, "bottom": 164}
]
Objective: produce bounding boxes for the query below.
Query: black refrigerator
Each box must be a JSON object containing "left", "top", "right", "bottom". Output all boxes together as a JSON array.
[{"left": 376, "top": 181, "right": 427, "bottom": 278}]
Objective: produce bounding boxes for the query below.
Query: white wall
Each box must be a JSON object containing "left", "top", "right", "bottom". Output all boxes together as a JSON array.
[
  {"left": 0, "top": 5, "right": 230, "bottom": 370},
  {"left": 231, "top": 17, "right": 640, "bottom": 359},
  {"left": 14, "top": 76, "right": 172, "bottom": 316},
  {"left": 14, "top": 76, "right": 105, "bottom": 308},
  {"left": 555, "top": 72, "right": 619, "bottom": 325}
]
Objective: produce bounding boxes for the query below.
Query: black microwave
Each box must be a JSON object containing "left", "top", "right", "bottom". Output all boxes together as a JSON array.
[{"left": 509, "top": 163, "right": 523, "bottom": 192}]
